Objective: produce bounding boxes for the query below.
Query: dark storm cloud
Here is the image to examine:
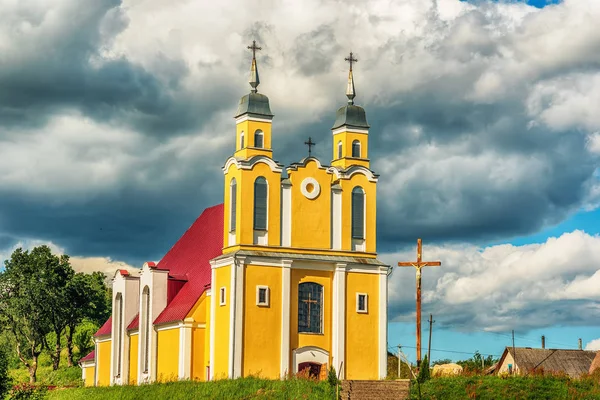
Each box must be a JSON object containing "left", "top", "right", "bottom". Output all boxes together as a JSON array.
[{"left": 292, "top": 25, "right": 341, "bottom": 76}]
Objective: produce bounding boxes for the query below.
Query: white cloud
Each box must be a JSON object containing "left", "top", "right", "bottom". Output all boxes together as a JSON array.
[
  {"left": 385, "top": 230, "right": 600, "bottom": 331},
  {"left": 585, "top": 338, "right": 600, "bottom": 351}
]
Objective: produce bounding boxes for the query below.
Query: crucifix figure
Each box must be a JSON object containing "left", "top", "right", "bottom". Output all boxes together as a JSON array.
[
  {"left": 398, "top": 238, "right": 441, "bottom": 367},
  {"left": 304, "top": 137, "right": 316, "bottom": 156},
  {"left": 302, "top": 293, "right": 318, "bottom": 329}
]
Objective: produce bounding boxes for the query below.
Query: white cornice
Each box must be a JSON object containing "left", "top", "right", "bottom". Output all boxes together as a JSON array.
[
  {"left": 332, "top": 127, "right": 369, "bottom": 135},
  {"left": 223, "top": 155, "right": 283, "bottom": 174},
  {"left": 235, "top": 115, "right": 273, "bottom": 124}
]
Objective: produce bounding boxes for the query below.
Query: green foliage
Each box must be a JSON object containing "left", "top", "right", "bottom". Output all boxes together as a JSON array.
[
  {"left": 431, "top": 358, "right": 452, "bottom": 366},
  {"left": 0, "top": 346, "right": 11, "bottom": 399},
  {"left": 387, "top": 352, "right": 412, "bottom": 379},
  {"left": 410, "top": 375, "right": 600, "bottom": 400},
  {"left": 73, "top": 326, "right": 95, "bottom": 361},
  {"left": 417, "top": 355, "right": 430, "bottom": 383},
  {"left": 8, "top": 383, "right": 48, "bottom": 400},
  {"left": 456, "top": 351, "right": 497, "bottom": 373},
  {"left": 47, "top": 377, "right": 336, "bottom": 400},
  {"left": 327, "top": 365, "right": 339, "bottom": 387}
]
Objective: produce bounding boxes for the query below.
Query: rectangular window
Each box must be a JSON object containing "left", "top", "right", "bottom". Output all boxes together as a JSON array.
[
  {"left": 356, "top": 293, "right": 368, "bottom": 313},
  {"left": 352, "top": 189, "right": 365, "bottom": 239},
  {"left": 219, "top": 287, "right": 226, "bottom": 306},
  {"left": 256, "top": 286, "right": 269, "bottom": 306},
  {"left": 298, "top": 283, "right": 323, "bottom": 334},
  {"left": 230, "top": 180, "right": 237, "bottom": 232}
]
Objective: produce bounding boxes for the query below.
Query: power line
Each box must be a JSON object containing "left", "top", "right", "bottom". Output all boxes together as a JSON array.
[{"left": 398, "top": 345, "right": 501, "bottom": 358}]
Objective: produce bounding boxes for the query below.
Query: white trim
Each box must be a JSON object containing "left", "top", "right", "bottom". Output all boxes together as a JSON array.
[
  {"left": 292, "top": 346, "right": 330, "bottom": 373},
  {"left": 222, "top": 156, "right": 282, "bottom": 174},
  {"left": 256, "top": 285, "right": 270, "bottom": 306},
  {"left": 356, "top": 293, "right": 368, "bottom": 313},
  {"left": 332, "top": 264, "right": 346, "bottom": 379},
  {"left": 154, "top": 323, "right": 180, "bottom": 332},
  {"left": 179, "top": 325, "right": 192, "bottom": 379},
  {"left": 300, "top": 177, "right": 321, "bottom": 200},
  {"left": 209, "top": 268, "right": 216, "bottom": 380},
  {"left": 211, "top": 256, "right": 235, "bottom": 269},
  {"left": 233, "top": 258, "right": 245, "bottom": 378},
  {"left": 327, "top": 165, "right": 378, "bottom": 183},
  {"left": 280, "top": 260, "right": 292, "bottom": 378},
  {"left": 331, "top": 127, "right": 369, "bottom": 135},
  {"left": 332, "top": 187, "right": 342, "bottom": 250},
  {"left": 281, "top": 183, "right": 292, "bottom": 247},
  {"left": 228, "top": 261, "right": 236, "bottom": 379},
  {"left": 96, "top": 337, "right": 111, "bottom": 343},
  {"left": 235, "top": 115, "right": 273, "bottom": 124},
  {"left": 378, "top": 272, "right": 388, "bottom": 379}
]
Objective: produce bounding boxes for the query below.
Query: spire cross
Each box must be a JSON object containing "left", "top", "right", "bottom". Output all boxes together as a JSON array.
[
  {"left": 304, "top": 137, "right": 316, "bottom": 156},
  {"left": 345, "top": 52, "right": 358, "bottom": 71},
  {"left": 247, "top": 40, "right": 262, "bottom": 59},
  {"left": 397, "top": 239, "right": 441, "bottom": 367}
]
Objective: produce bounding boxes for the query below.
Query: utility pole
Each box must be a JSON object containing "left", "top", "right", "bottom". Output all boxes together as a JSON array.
[
  {"left": 427, "top": 314, "right": 434, "bottom": 365},
  {"left": 397, "top": 345, "right": 402, "bottom": 378},
  {"left": 512, "top": 330, "right": 517, "bottom": 375}
]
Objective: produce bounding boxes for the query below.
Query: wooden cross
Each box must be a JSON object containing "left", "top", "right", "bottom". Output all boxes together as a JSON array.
[
  {"left": 304, "top": 137, "right": 316, "bottom": 156},
  {"left": 247, "top": 40, "right": 262, "bottom": 59},
  {"left": 345, "top": 52, "right": 358, "bottom": 71},
  {"left": 398, "top": 238, "right": 441, "bottom": 367},
  {"left": 302, "top": 293, "right": 318, "bottom": 328}
]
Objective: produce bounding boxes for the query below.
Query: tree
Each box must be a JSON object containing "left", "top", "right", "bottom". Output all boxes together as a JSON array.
[
  {"left": 456, "top": 351, "right": 497, "bottom": 373},
  {"left": 63, "top": 272, "right": 110, "bottom": 366},
  {"left": 417, "top": 355, "right": 431, "bottom": 383},
  {"left": 0, "top": 345, "right": 10, "bottom": 399},
  {"left": 0, "top": 246, "right": 59, "bottom": 382}
]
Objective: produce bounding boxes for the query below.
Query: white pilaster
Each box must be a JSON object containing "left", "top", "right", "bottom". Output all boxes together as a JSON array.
[
  {"left": 281, "top": 181, "right": 292, "bottom": 247},
  {"left": 233, "top": 257, "right": 245, "bottom": 378},
  {"left": 280, "top": 259, "right": 293, "bottom": 377},
  {"left": 209, "top": 268, "right": 216, "bottom": 380},
  {"left": 332, "top": 263, "right": 346, "bottom": 378},
  {"left": 228, "top": 260, "right": 236, "bottom": 379},
  {"left": 179, "top": 324, "right": 192, "bottom": 379},
  {"left": 332, "top": 185, "right": 342, "bottom": 250},
  {"left": 378, "top": 269, "right": 388, "bottom": 379}
]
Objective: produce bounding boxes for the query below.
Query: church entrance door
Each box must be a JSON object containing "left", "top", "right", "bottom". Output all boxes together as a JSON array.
[{"left": 298, "top": 362, "right": 321, "bottom": 379}]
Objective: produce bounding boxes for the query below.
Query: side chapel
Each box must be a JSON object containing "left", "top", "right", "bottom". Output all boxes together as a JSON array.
[{"left": 80, "top": 43, "right": 389, "bottom": 386}]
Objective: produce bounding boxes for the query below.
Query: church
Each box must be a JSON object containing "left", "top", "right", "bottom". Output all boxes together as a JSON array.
[{"left": 80, "top": 43, "right": 389, "bottom": 386}]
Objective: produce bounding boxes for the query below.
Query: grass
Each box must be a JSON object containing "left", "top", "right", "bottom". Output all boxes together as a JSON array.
[
  {"left": 411, "top": 375, "right": 600, "bottom": 400},
  {"left": 47, "top": 377, "right": 336, "bottom": 400}
]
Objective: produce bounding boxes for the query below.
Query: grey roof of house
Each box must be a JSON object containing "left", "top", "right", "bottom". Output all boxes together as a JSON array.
[{"left": 504, "top": 347, "right": 597, "bottom": 378}]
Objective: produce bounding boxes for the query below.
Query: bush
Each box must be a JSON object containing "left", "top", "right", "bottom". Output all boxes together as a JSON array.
[
  {"left": 327, "top": 365, "right": 339, "bottom": 387},
  {"left": 417, "top": 355, "right": 430, "bottom": 383},
  {"left": 8, "top": 383, "right": 47, "bottom": 400},
  {"left": 0, "top": 346, "right": 11, "bottom": 399}
]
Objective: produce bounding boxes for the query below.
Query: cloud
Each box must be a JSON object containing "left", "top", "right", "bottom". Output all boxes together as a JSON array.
[
  {"left": 585, "top": 338, "right": 600, "bottom": 351},
  {"left": 0, "top": 0, "right": 598, "bottom": 265},
  {"left": 385, "top": 230, "right": 600, "bottom": 332}
]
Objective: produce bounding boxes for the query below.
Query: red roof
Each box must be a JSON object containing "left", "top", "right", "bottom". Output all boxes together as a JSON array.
[
  {"left": 94, "top": 316, "right": 112, "bottom": 337},
  {"left": 153, "top": 204, "right": 223, "bottom": 325},
  {"left": 127, "top": 313, "right": 140, "bottom": 330},
  {"left": 80, "top": 350, "right": 95, "bottom": 363}
]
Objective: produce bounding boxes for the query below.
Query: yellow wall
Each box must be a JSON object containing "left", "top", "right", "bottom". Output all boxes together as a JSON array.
[
  {"left": 156, "top": 328, "right": 179, "bottom": 382},
  {"left": 205, "top": 293, "right": 212, "bottom": 374},
  {"left": 191, "top": 327, "right": 206, "bottom": 381},
  {"left": 340, "top": 173, "right": 377, "bottom": 253},
  {"left": 242, "top": 265, "right": 281, "bottom": 378},
  {"left": 96, "top": 339, "right": 111, "bottom": 387},
  {"left": 128, "top": 333, "right": 138, "bottom": 385},
  {"left": 223, "top": 162, "right": 281, "bottom": 250},
  {"left": 213, "top": 265, "right": 231, "bottom": 378},
  {"left": 235, "top": 119, "right": 273, "bottom": 159},
  {"left": 290, "top": 269, "right": 332, "bottom": 365},
  {"left": 287, "top": 160, "right": 332, "bottom": 249},
  {"left": 345, "top": 272, "right": 379, "bottom": 380},
  {"left": 332, "top": 130, "right": 370, "bottom": 168},
  {"left": 83, "top": 365, "right": 95, "bottom": 387}
]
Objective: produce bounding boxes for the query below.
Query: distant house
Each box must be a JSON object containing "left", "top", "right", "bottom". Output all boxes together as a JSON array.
[{"left": 496, "top": 347, "right": 597, "bottom": 378}]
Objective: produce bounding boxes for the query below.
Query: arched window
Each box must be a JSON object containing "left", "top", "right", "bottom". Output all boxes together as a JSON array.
[
  {"left": 254, "top": 130, "right": 264, "bottom": 148},
  {"left": 337, "top": 141, "right": 343, "bottom": 159},
  {"left": 230, "top": 178, "right": 237, "bottom": 232},
  {"left": 352, "top": 187, "right": 365, "bottom": 239},
  {"left": 240, "top": 131, "right": 245, "bottom": 149},
  {"left": 298, "top": 282, "right": 323, "bottom": 334},
  {"left": 141, "top": 286, "right": 150, "bottom": 373},
  {"left": 352, "top": 140, "right": 361, "bottom": 158},
  {"left": 115, "top": 293, "right": 123, "bottom": 377},
  {"left": 254, "top": 177, "right": 268, "bottom": 230}
]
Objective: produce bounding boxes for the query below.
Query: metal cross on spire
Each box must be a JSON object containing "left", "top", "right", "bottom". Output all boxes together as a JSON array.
[
  {"left": 344, "top": 52, "right": 358, "bottom": 104},
  {"left": 304, "top": 137, "right": 316, "bottom": 156},
  {"left": 247, "top": 40, "right": 262, "bottom": 93}
]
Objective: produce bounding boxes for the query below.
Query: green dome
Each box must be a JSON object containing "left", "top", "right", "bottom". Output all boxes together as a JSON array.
[
  {"left": 331, "top": 104, "right": 369, "bottom": 130},
  {"left": 235, "top": 92, "right": 273, "bottom": 118}
]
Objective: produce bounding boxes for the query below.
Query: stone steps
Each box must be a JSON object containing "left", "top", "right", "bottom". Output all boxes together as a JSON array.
[{"left": 341, "top": 380, "right": 410, "bottom": 400}]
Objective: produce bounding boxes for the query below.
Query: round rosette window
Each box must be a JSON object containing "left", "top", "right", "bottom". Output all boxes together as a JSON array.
[{"left": 301, "top": 177, "right": 321, "bottom": 200}]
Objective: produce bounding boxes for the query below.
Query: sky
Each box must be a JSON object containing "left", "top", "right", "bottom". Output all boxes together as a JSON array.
[{"left": 0, "top": 0, "right": 599, "bottom": 364}]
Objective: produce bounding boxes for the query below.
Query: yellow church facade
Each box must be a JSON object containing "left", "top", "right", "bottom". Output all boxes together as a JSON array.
[{"left": 83, "top": 45, "right": 388, "bottom": 385}]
